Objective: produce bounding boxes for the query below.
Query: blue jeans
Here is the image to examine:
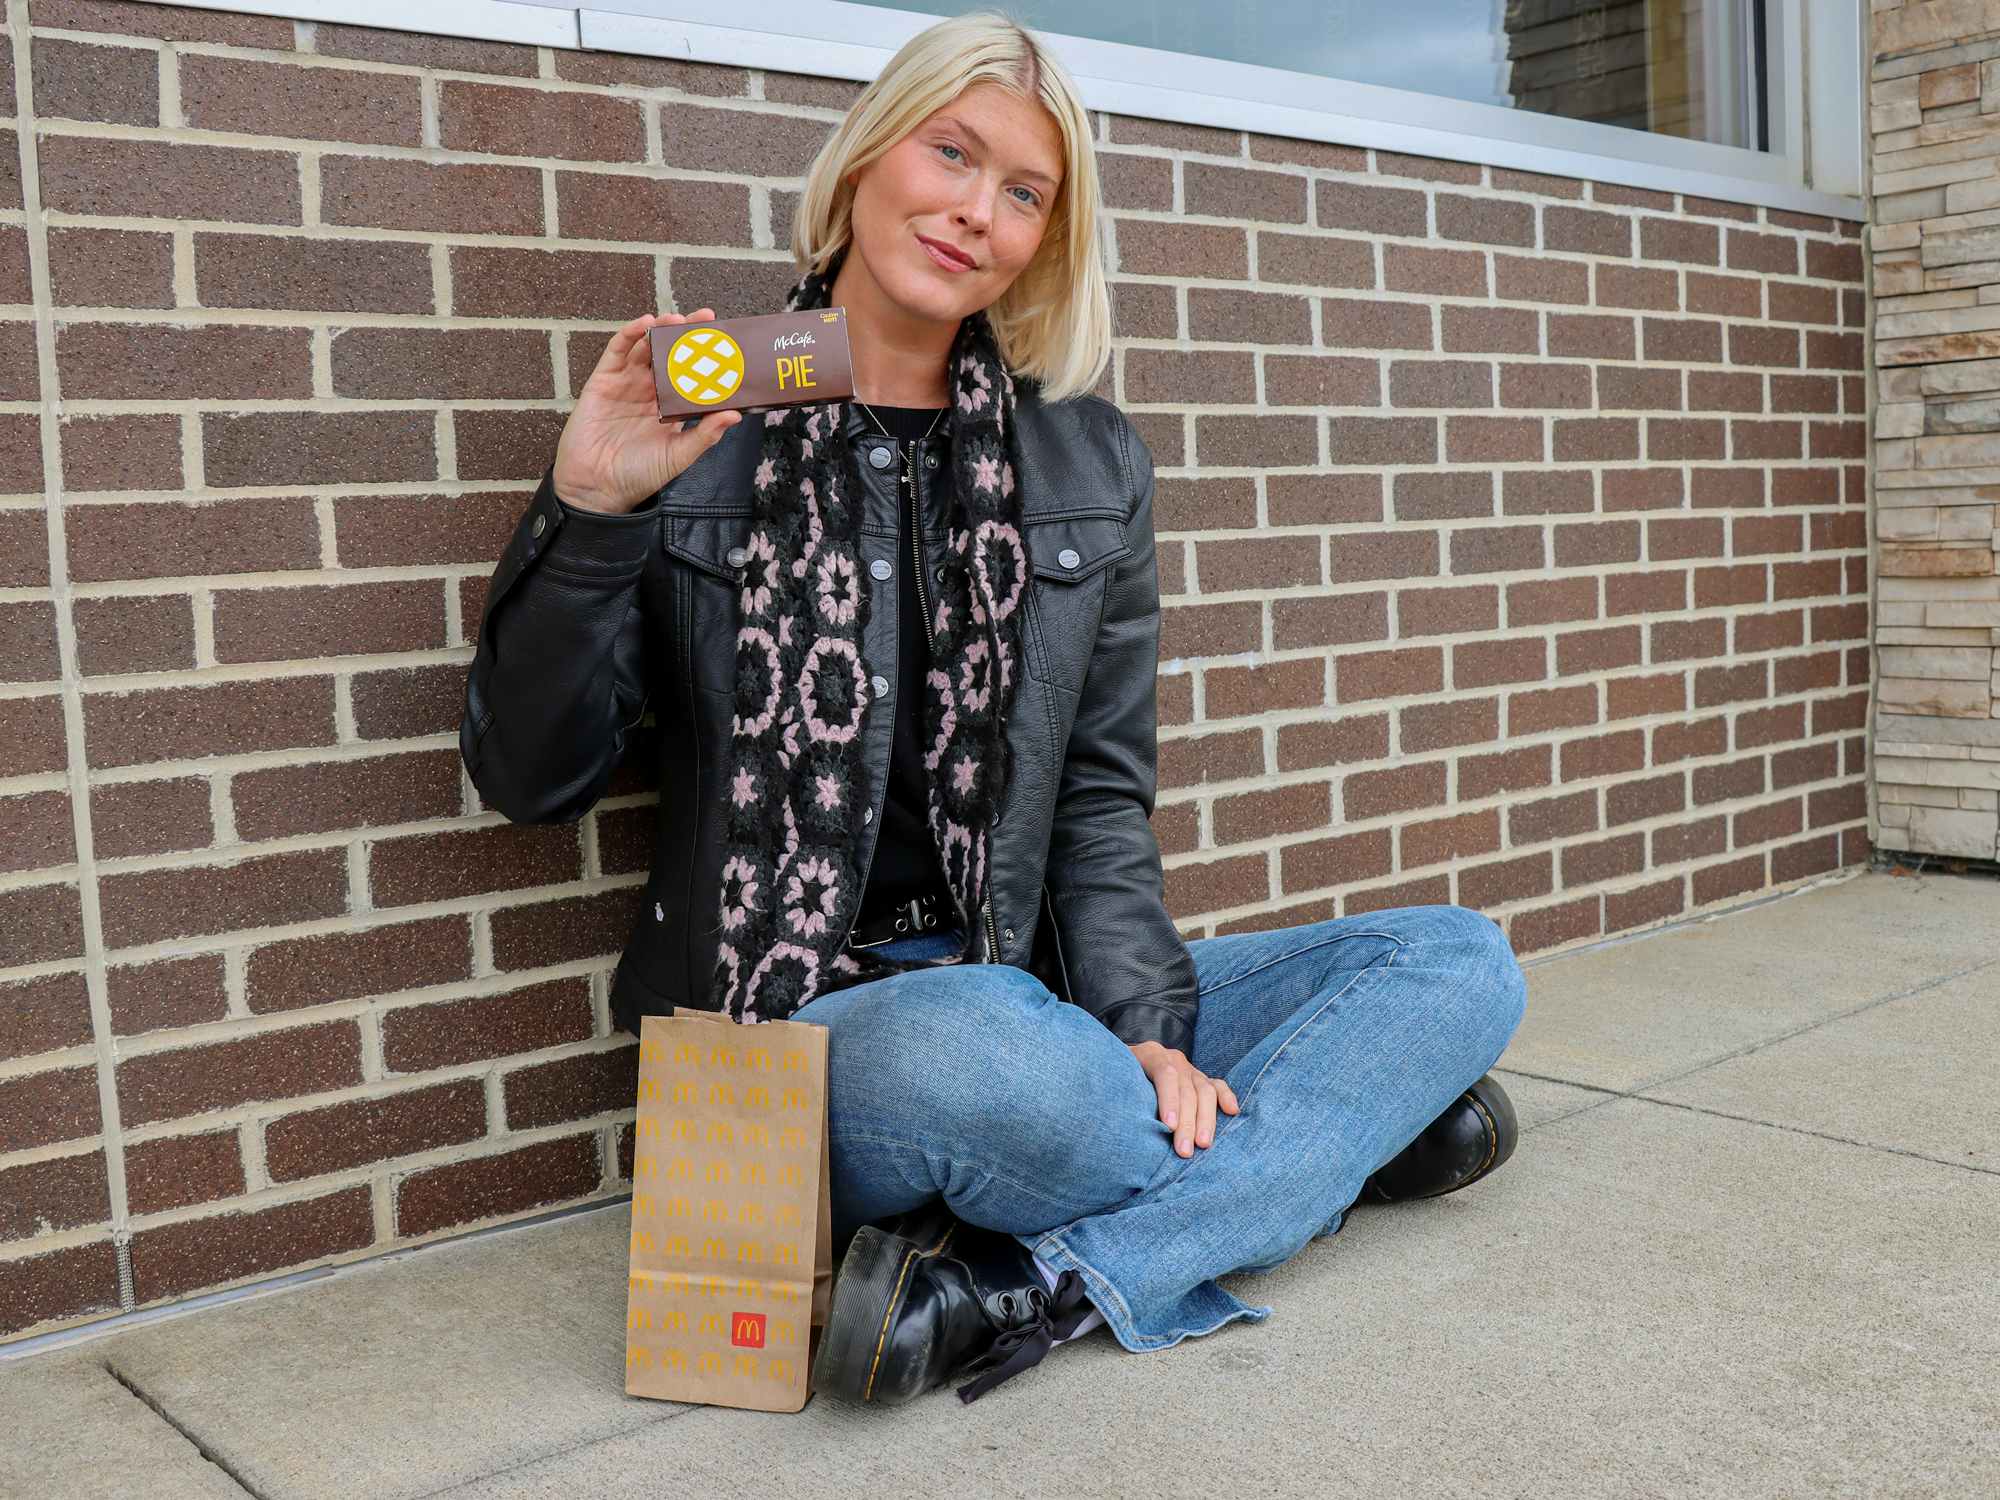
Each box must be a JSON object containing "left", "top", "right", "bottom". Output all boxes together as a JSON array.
[{"left": 791, "top": 904, "right": 1528, "bottom": 1352}]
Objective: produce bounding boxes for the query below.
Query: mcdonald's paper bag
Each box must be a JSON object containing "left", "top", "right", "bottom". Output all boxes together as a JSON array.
[{"left": 624, "top": 1007, "right": 833, "bottom": 1412}]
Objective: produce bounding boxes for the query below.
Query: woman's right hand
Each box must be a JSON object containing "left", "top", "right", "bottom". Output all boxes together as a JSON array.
[{"left": 550, "top": 309, "right": 744, "bottom": 515}]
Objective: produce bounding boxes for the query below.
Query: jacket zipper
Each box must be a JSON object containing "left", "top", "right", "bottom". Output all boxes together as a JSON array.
[{"left": 909, "top": 435, "right": 1001, "bottom": 964}]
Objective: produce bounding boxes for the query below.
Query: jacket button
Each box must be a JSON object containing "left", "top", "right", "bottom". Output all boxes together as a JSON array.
[
  {"left": 862, "top": 806, "right": 872, "bottom": 823},
  {"left": 870, "top": 558, "right": 892, "bottom": 580},
  {"left": 726, "top": 546, "right": 747, "bottom": 567},
  {"left": 1058, "top": 548, "right": 1080, "bottom": 569},
  {"left": 924, "top": 452, "right": 939, "bottom": 468},
  {"left": 867, "top": 446, "right": 893, "bottom": 470},
  {"left": 532, "top": 515, "right": 547, "bottom": 538},
  {"left": 870, "top": 675, "right": 888, "bottom": 696},
  {"left": 1003, "top": 928, "right": 1014, "bottom": 942},
  {"left": 935, "top": 564, "right": 947, "bottom": 584}
]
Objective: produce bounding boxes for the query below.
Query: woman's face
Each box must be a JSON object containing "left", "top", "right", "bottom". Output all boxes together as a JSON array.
[{"left": 842, "top": 82, "right": 1065, "bottom": 326}]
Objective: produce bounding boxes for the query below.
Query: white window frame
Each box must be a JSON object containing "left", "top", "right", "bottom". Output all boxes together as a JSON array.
[{"left": 140, "top": 0, "right": 1866, "bottom": 219}]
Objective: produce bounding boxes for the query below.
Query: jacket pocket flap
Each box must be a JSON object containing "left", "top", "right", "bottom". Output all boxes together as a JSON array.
[
  {"left": 1025, "top": 515, "right": 1129, "bottom": 583},
  {"left": 663, "top": 515, "right": 749, "bottom": 583}
]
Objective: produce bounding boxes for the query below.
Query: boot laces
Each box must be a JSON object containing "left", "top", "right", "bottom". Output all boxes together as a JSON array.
[{"left": 954, "top": 1268, "right": 1094, "bottom": 1404}]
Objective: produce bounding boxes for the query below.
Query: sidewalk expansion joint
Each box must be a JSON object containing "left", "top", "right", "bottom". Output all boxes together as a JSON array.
[{"left": 102, "top": 1361, "right": 267, "bottom": 1500}]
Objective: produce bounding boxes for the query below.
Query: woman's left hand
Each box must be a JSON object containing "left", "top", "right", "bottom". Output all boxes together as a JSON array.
[{"left": 1128, "top": 1041, "right": 1239, "bottom": 1158}]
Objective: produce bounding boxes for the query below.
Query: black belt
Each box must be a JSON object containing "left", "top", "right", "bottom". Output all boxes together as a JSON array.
[{"left": 846, "top": 887, "right": 953, "bottom": 949}]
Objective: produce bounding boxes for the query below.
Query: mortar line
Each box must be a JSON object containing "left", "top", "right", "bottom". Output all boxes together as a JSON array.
[
  {"left": 9, "top": 0, "right": 135, "bottom": 1305},
  {"left": 102, "top": 1363, "right": 266, "bottom": 1500}
]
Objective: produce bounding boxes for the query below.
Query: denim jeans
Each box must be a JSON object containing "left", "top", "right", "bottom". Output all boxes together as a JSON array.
[{"left": 791, "top": 904, "right": 1529, "bottom": 1353}]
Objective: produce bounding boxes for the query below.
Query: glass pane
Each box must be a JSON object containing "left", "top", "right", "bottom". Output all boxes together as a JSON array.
[{"left": 850, "top": 0, "right": 1765, "bottom": 151}]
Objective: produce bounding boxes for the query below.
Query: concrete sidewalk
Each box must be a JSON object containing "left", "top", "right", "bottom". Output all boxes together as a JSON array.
[{"left": 5, "top": 867, "right": 1996, "bottom": 1499}]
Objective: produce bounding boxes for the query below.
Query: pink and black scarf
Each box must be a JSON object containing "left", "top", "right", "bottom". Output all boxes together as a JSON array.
[{"left": 712, "top": 248, "right": 1032, "bottom": 1022}]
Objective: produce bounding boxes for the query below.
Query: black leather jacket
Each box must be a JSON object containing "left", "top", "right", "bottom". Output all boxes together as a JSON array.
[{"left": 458, "top": 388, "right": 1200, "bottom": 1055}]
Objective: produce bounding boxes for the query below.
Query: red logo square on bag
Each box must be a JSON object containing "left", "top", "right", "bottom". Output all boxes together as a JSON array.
[{"left": 731, "top": 1312, "right": 765, "bottom": 1348}]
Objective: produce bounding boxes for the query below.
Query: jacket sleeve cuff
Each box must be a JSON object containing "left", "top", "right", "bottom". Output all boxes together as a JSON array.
[
  {"left": 1094, "top": 998, "right": 1197, "bottom": 1058},
  {"left": 532, "top": 464, "right": 659, "bottom": 576}
]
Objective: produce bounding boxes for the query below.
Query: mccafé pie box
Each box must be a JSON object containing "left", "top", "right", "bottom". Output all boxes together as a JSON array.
[{"left": 648, "top": 307, "right": 855, "bottom": 421}]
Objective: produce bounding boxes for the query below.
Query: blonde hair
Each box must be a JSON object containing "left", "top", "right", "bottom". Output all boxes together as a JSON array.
[{"left": 788, "top": 9, "right": 1110, "bottom": 404}]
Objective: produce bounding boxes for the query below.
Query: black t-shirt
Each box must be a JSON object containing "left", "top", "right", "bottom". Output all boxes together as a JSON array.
[{"left": 854, "top": 403, "right": 952, "bottom": 927}]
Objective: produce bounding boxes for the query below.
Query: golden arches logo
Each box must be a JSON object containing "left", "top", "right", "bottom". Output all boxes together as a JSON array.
[
  {"left": 708, "top": 1043, "right": 737, "bottom": 1068},
  {"left": 783, "top": 1050, "right": 809, "bottom": 1072},
  {"left": 781, "top": 1087, "right": 811, "bottom": 1110},
  {"left": 665, "top": 1196, "right": 692, "bottom": 1220},
  {"left": 779, "top": 1126, "right": 808, "bottom": 1150},
  {"left": 701, "top": 1199, "right": 729, "bottom": 1222},
  {"left": 634, "top": 1193, "right": 655, "bottom": 1218},
  {"left": 742, "top": 1047, "right": 773, "bottom": 1072},
  {"left": 777, "top": 1163, "right": 802, "bottom": 1186},
  {"left": 637, "top": 1076, "right": 660, "bottom": 1101},
  {"left": 739, "top": 1203, "right": 765, "bottom": 1227},
  {"left": 708, "top": 1121, "right": 733, "bottom": 1145},
  {"left": 663, "top": 1348, "right": 686, "bottom": 1372},
  {"left": 627, "top": 1346, "right": 648, "bottom": 1368},
  {"left": 774, "top": 1202, "right": 799, "bottom": 1228},
  {"left": 702, "top": 1236, "right": 728, "bottom": 1259},
  {"left": 770, "top": 1319, "right": 798, "bottom": 1347},
  {"left": 768, "top": 1358, "right": 793, "bottom": 1382},
  {"left": 630, "top": 1231, "right": 654, "bottom": 1254},
  {"left": 628, "top": 1307, "right": 650, "bottom": 1331},
  {"left": 735, "top": 1278, "right": 760, "bottom": 1300},
  {"left": 659, "top": 1309, "right": 684, "bottom": 1331},
  {"left": 696, "top": 1351, "right": 723, "bottom": 1374},
  {"left": 634, "top": 1152, "right": 654, "bottom": 1178},
  {"left": 743, "top": 1085, "right": 771, "bottom": 1109},
  {"left": 771, "top": 1243, "right": 798, "bottom": 1266},
  {"left": 733, "top": 1352, "right": 759, "bottom": 1377},
  {"left": 699, "top": 1311, "right": 726, "bottom": 1336},
  {"left": 704, "top": 1161, "right": 732, "bottom": 1184},
  {"left": 663, "top": 1234, "right": 689, "bottom": 1256},
  {"left": 640, "top": 1038, "right": 663, "bottom": 1062},
  {"left": 671, "top": 1080, "right": 696, "bottom": 1104},
  {"left": 709, "top": 1080, "right": 735, "bottom": 1106},
  {"left": 671, "top": 1119, "right": 696, "bottom": 1141},
  {"left": 637, "top": 1117, "right": 659, "bottom": 1138},
  {"left": 675, "top": 1041, "right": 702, "bottom": 1064},
  {"left": 744, "top": 1162, "right": 768, "bottom": 1187},
  {"left": 735, "top": 1241, "right": 761, "bottom": 1263},
  {"left": 742, "top": 1123, "right": 770, "bottom": 1147},
  {"left": 666, "top": 1155, "right": 694, "bottom": 1180}
]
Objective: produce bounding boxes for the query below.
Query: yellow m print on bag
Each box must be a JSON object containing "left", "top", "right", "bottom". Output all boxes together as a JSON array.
[{"left": 624, "top": 1008, "right": 832, "bottom": 1412}]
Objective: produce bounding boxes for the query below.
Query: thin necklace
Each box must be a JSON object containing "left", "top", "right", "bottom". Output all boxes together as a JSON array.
[{"left": 855, "top": 400, "right": 946, "bottom": 497}]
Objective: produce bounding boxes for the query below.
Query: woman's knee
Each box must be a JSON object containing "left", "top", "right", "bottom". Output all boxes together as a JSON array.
[{"left": 1431, "top": 905, "right": 1528, "bottom": 1043}]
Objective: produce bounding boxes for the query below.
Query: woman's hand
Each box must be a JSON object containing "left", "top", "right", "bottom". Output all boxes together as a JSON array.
[
  {"left": 551, "top": 309, "right": 743, "bottom": 515},
  {"left": 1128, "top": 1041, "right": 1239, "bottom": 1158}
]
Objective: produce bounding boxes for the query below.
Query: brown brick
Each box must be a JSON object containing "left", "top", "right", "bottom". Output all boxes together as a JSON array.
[
  {"left": 1768, "top": 283, "right": 1838, "bottom": 326},
  {"left": 1195, "top": 413, "right": 1318, "bottom": 467},
  {"left": 1556, "top": 626, "right": 1643, "bottom": 676},
  {"left": 1696, "top": 662, "right": 1768, "bottom": 709},
  {"left": 0, "top": 883, "right": 84, "bottom": 968},
  {"left": 132, "top": 1186, "right": 374, "bottom": 1304},
  {"left": 1554, "top": 519, "right": 1641, "bottom": 566},
  {"left": 1257, "top": 231, "right": 1375, "bottom": 290},
  {"left": 1442, "top": 305, "right": 1539, "bottom": 355},
  {"left": 1321, "top": 297, "right": 1432, "bottom": 350},
  {"left": 92, "top": 772, "right": 211, "bottom": 858},
  {"left": 1117, "top": 219, "right": 1247, "bottom": 279},
  {"left": 1446, "top": 416, "right": 1543, "bottom": 463},
  {"left": 1686, "top": 371, "right": 1763, "bottom": 412},
  {"left": 1160, "top": 728, "right": 1248, "bottom": 788},
  {"left": 1165, "top": 853, "right": 1269, "bottom": 915},
  {"left": 1728, "top": 324, "right": 1800, "bottom": 368},
  {"left": 1437, "top": 194, "right": 1533, "bottom": 247},
  {"left": 1183, "top": 161, "right": 1307, "bottom": 223},
  {"left": 1460, "top": 744, "right": 1554, "bottom": 802},
  {"left": 123, "top": 1129, "right": 246, "bottom": 1217},
  {"left": 1508, "top": 895, "right": 1602, "bottom": 953},
  {"left": 1733, "top": 796, "right": 1804, "bottom": 849},
  {"left": 1196, "top": 536, "right": 1321, "bottom": 591},
  {"left": 1737, "top": 702, "right": 1809, "bottom": 749},
  {"left": 1549, "top": 313, "right": 1635, "bottom": 361},
  {"left": 1328, "top": 532, "right": 1440, "bottom": 584},
  {"left": 0, "top": 971, "right": 92, "bottom": 1062},
  {"left": 39, "top": 135, "right": 300, "bottom": 224},
  {"left": 232, "top": 749, "right": 462, "bottom": 842},
  {"left": 504, "top": 1048, "right": 639, "bottom": 1132},
  {"left": 1553, "top": 418, "right": 1638, "bottom": 462},
  {"left": 1640, "top": 217, "right": 1718, "bottom": 265},
  {"left": 213, "top": 580, "right": 445, "bottom": 664},
  {"left": 1726, "top": 229, "right": 1798, "bottom": 276},
  {"left": 1652, "top": 814, "right": 1728, "bottom": 866},
  {"left": 1495, "top": 254, "right": 1589, "bottom": 304},
  {"left": 398, "top": 1133, "right": 604, "bottom": 1238},
  {"left": 1337, "top": 646, "right": 1444, "bottom": 702},
  {"left": 1262, "top": 354, "right": 1380, "bottom": 408},
  {"left": 247, "top": 915, "right": 473, "bottom": 1014},
  {"left": 369, "top": 822, "right": 582, "bottom": 908},
  {"left": 1500, "top": 363, "right": 1591, "bottom": 409},
  {"left": 0, "top": 1240, "right": 122, "bottom": 1338},
  {"left": 106, "top": 954, "right": 228, "bottom": 1037},
  {"left": 1389, "top": 360, "right": 1492, "bottom": 408},
  {"left": 1692, "top": 467, "right": 1765, "bottom": 509},
  {"left": 99, "top": 848, "right": 347, "bottom": 950},
  {"left": 1606, "top": 771, "right": 1686, "bottom": 828},
  {"left": 1348, "top": 874, "right": 1454, "bottom": 917},
  {"left": 1561, "top": 729, "right": 1646, "bottom": 782},
  {"left": 1603, "top": 469, "right": 1683, "bottom": 513},
  {"left": 1509, "top": 788, "right": 1598, "bottom": 845},
  {"left": 1607, "top": 877, "right": 1685, "bottom": 932},
  {"left": 1280, "top": 828, "right": 1393, "bottom": 893},
  {"left": 1274, "top": 713, "right": 1391, "bottom": 773},
  {"left": 1772, "top": 833, "right": 1841, "bottom": 884},
  {"left": 1458, "top": 851, "right": 1554, "bottom": 908},
  {"left": 490, "top": 887, "right": 642, "bottom": 971},
  {"left": 1204, "top": 658, "right": 1327, "bottom": 722},
  {"left": 66, "top": 497, "right": 321, "bottom": 582},
  {"left": 1649, "top": 417, "right": 1727, "bottom": 460},
  {"left": 1316, "top": 180, "right": 1426, "bottom": 236},
  {"left": 1401, "top": 696, "right": 1500, "bottom": 753},
  {"left": 0, "top": 1064, "right": 100, "bottom": 1152},
  {"left": 0, "top": 600, "right": 58, "bottom": 681},
  {"left": 380, "top": 977, "right": 595, "bottom": 1076},
  {"left": 0, "top": 790, "right": 75, "bottom": 875},
  {"left": 1449, "top": 524, "right": 1545, "bottom": 575},
  {"left": 1158, "top": 474, "right": 1261, "bottom": 532},
  {"left": 1686, "top": 271, "right": 1762, "bottom": 318},
  {"left": 1385, "top": 245, "right": 1486, "bottom": 297},
  {"left": 1612, "top": 674, "right": 1694, "bottom": 724},
  {"left": 1163, "top": 600, "right": 1261, "bottom": 658},
  {"left": 323, "top": 154, "right": 543, "bottom": 235},
  {"left": 1125, "top": 348, "right": 1257, "bottom": 407},
  {"left": 1504, "top": 470, "right": 1594, "bottom": 515},
  {"left": 1652, "top": 618, "right": 1728, "bottom": 663},
  {"left": 1401, "top": 809, "right": 1501, "bottom": 869},
  {"left": 1508, "top": 576, "right": 1598, "bottom": 626},
  {"left": 1394, "top": 472, "right": 1493, "bottom": 522},
  {"left": 1212, "top": 781, "right": 1333, "bottom": 843},
  {"left": 1187, "top": 287, "right": 1312, "bottom": 345},
  {"left": 1562, "top": 832, "right": 1645, "bottom": 887},
  {"left": 267, "top": 1079, "right": 487, "bottom": 1182},
  {"left": 1594, "top": 263, "right": 1678, "bottom": 311},
  {"left": 119, "top": 1020, "right": 363, "bottom": 1128},
  {"left": 1328, "top": 416, "right": 1437, "bottom": 466},
  {"left": 1398, "top": 584, "right": 1499, "bottom": 637},
  {"left": 1545, "top": 206, "right": 1630, "bottom": 257},
  {"left": 1344, "top": 760, "right": 1448, "bottom": 819},
  {"left": 0, "top": 1149, "right": 109, "bottom": 1240},
  {"left": 72, "top": 594, "right": 196, "bottom": 676}
]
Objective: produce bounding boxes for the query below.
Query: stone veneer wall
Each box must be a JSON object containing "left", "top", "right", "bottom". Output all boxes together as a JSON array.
[
  {"left": 1, "top": 0, "right": 1866, "bottom": 1340},
  {"left": 1869, "top": 0, "right": 2000, "bottom": 864}
]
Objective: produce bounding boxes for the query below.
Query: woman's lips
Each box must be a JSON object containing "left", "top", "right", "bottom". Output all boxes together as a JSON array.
[{"left": 918, "top": 235, "right": 974, "bottom": 272}]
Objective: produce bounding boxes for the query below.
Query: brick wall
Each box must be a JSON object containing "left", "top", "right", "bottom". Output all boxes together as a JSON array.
[
  {"left": 0, "top": 0, "right": 1868, "bottom": 1340},
  {"left": 1868, "top": 0, "right": 2000, "bottom": 863}
]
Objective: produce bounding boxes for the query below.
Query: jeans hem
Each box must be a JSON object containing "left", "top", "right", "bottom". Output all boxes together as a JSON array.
[{"left": 1018, "top": 1229, "right": 1274, "bottom": 1354}]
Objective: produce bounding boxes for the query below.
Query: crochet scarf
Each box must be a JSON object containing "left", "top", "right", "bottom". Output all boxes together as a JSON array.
[{"left": 711, "top": 248, "right": 1031, "bottom": 1023}]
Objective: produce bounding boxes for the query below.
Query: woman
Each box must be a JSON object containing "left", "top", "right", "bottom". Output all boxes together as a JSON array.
[{"left": 460, "top": 10, "right": 1527, "bottom": 1408}]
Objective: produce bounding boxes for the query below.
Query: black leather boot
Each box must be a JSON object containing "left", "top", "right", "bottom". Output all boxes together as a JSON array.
[
  {"left": 1360, "top": 1071, "right": 1518, "bottom": 1203},
  {"left": 811, "top": 1208, "right": 1096, "bottom": 1406}
]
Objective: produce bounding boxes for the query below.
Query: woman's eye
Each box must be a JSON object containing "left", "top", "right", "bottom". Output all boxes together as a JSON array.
[
  {"left": 938, "top": 143, "right": 964, "bottom": 163},
  {"left": 939, "top": 143, "right": 1038, "bottom": 207}
]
